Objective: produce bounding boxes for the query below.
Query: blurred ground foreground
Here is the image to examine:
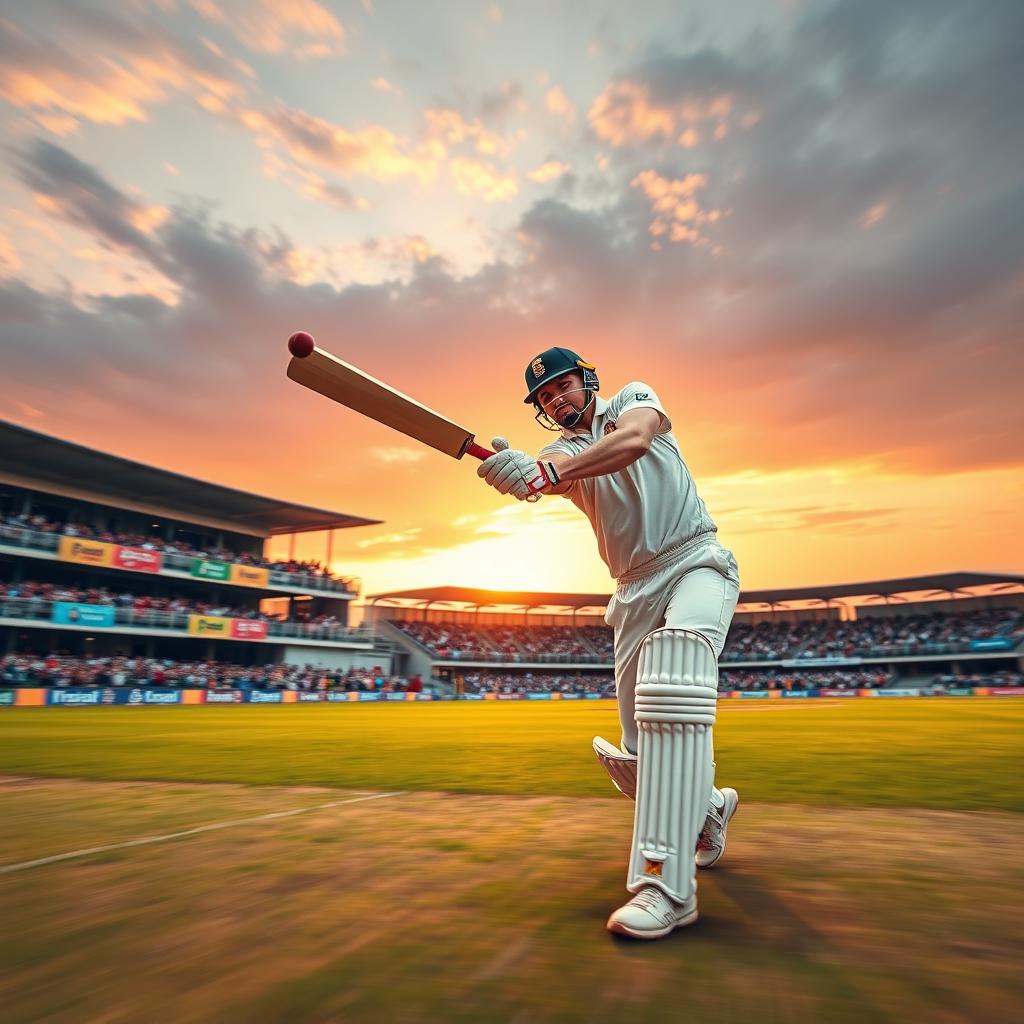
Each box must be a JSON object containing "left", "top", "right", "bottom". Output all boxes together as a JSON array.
[{"left": 1, "top": 700, "right": 1022, "bottom": 1023}]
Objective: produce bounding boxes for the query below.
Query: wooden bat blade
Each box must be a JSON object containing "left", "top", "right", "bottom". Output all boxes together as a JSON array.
[{"left": 287, "top": 348, "right": 478, "bottom": 459}]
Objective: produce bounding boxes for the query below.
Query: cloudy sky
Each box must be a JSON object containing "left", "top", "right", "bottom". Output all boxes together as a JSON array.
[{"left": 1, "top": 0, "right": 1021, "bottom": 599}]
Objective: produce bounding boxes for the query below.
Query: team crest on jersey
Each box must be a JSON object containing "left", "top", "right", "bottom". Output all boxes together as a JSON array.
[
  {"left": 531, "top": 358, "right": 545, "bottom": 378},
  {"left": 603, "top": 421, "right": 617, "bottom": 435}
]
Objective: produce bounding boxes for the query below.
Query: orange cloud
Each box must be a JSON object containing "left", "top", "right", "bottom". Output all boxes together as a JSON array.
[
  {"left": 370, "top": 77, "right": 402, "bottom": 96},
  {"left": 861, "top": 202, "right": 889, "bottom": 228},
  {"left": 371, "top": 447, "right": 427, "bottom": 464},
  {"left": 259, "top": 150, "right": 369, "bottom": 211},
  {"left": 277, "top": 233, "right": 438, "bottom": 287},
  {"left": 127, "top": 205, "right": 171, "bottom": 235},
  {"left": 241, "top": 106, "right": 439, "bottom": 183},
  {"left": 631, "top": 170, "right": 723, "bottom": 244},
  {"left": 589, "top": 80, "right": 736, "bottom": 147},
  {"left": 528, "top": 160, "right": 571, "bottom": 183},
  {"left": 424, "top": 108, "right": 517, "bottom": 159},
  {"left": 189, "top": 0, "right": 345, "bottom": 57},
  {"left": 451, "top": 157, "right": 518, "bottom": 203},
  {"left": 0, "top": 228, "right": 21, "bottom": 274},
  {"left": 588, "top": 82, "right": 675, "bottom": 145},
  {"left": 545, "top": 84, "right": 576, "bottom": 124},
  {"left": 0, "top": 25, "right": 244, "bottom": 130}
]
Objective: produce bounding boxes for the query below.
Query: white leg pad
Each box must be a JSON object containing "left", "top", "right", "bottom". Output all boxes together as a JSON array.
[
  {"left": 628, "top": 628, "right": 718, "bottom": 903},
  {"left": 593, "top": 736, "right": 637, "bottom": 799}
]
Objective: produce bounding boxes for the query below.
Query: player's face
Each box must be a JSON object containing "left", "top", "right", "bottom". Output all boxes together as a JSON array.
[{"left": 537, "top": 371, "right": 586, "bottom": 425}]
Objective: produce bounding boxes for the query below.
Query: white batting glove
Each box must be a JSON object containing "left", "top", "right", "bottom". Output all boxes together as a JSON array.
[
  {"left": 477, "top": 437, "right": 516, "bottom": 487},
  {"left": 477, "top": 438, "right": 559, "bottom": 499}
]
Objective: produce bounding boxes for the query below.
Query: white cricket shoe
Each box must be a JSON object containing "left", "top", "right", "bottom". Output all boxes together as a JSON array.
[
  {"left": 606, "top": 885, "right": 698, "bottom": 940},
  {"left": 696, "top": 787, "right": 739, "bottom": 869}
]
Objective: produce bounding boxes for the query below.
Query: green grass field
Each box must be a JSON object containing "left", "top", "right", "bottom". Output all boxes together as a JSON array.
[
  {"left": 1, "top": 700, "right": 1022, "bottom": 1023},
  {"left": 1, "top": 699, "right": 1022, "bottom": 810}
]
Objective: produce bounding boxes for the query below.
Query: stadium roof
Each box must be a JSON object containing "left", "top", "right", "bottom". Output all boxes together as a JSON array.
[
  {"left": 0, "top": 419, "right": 381, "bottom": 537},
  {"left": 368, "top": 572, "right": 1024, "bottom": 610}
]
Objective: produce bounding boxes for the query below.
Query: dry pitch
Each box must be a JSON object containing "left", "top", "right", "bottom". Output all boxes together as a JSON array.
[{"left": 1, "top": 700, "right": 1022, "bottom": 1023}]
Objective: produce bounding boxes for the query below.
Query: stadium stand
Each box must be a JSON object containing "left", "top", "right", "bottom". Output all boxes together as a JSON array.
[
  {"left": 0, "top": 653, "right": 415, "bottom": 693},
  {"left": 457, "top": 671, "right": 616, "bottom": 696},
  {"left": 391, "top": 607, "right": 1023, "bottom": 665},
  {"left": 2, "top": 421, "right": 1021, "bottom": 702},
  {"left": 0, "top": 418, "right": 391, "bottom": 675},
  {"left": 2, "top": 514, "right": 356, "bottom": 594},
  {"left": 373, "top": 578, "right": 1023, "bottom": 695},
  {"left": 395, "top": 621, "right": 603, "bottom": 662}
]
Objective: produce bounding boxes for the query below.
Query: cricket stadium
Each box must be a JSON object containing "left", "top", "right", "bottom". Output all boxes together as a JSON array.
[{"left": 1, "top": 420, "right": 1021, "bottom": 1022}]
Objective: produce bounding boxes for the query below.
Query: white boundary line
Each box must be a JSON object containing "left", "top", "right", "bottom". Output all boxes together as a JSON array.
[{"left": 0, "top": 790, "right": 404, "bottom": 875}]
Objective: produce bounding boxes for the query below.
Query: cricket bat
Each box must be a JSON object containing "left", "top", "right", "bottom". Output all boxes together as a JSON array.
[{"left": 285, "top": 332, "right": 494, "bottom": 462}]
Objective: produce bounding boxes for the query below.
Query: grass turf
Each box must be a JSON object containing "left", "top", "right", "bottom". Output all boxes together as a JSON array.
[
  {"left": 1, "top": 701, "right": 1022, "bottom": 1022},
  {"left": 1, "top": 698, "right": 1021, "bottom": 812},
  {"left": 1, "top": 782, "right": 1022, "bottom": 1023}
]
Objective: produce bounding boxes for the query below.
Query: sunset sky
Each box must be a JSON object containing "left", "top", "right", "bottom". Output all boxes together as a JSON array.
[{"left": 1, "top": 0, "right": 1021, "bottom": 600}]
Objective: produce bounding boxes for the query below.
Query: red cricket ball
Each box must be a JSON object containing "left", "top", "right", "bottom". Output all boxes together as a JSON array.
[{"left": 287, "top": 331, "right": 315, "bottom": 358}]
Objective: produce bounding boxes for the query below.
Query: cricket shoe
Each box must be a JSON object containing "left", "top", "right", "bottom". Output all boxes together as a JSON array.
[
  {"left": 606, "top": 886, "right": 698, "bottom": 940},
  {"left": 696, "top": 787, "right": 739, "bottom": 869}
]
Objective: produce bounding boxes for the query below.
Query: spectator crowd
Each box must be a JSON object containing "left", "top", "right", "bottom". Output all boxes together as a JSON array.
[
  {"left": 2, "top": 513, "right": 352, "bottom": 588},
  {"left": 394, "top": 608, "right": 1022, "bottom": 664},
  {"left": 788, "top": 609, "right": 1023, "bottom": 659},
  {"left": 0, "top": 653, "right": 420, "bottom": 694},
  {"left": 0, "top": 579, "right": 347, "bottom": 631},
  {"left": 395, "top": 621, "right": 609, "bottom": 661},
  {"left": 3, "top": 652, "right": 1019, "bottom": 697},
  {"left": 456, "top": 671, "right": 616, "bottom": 696},
  {"left": 719, "top": 668, "right": 896, "bottom": 692}
]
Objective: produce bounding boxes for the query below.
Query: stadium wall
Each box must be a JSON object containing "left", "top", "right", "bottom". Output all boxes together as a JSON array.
[{"left": 4, "top": 686, "right": 1024, "bottom": 707}]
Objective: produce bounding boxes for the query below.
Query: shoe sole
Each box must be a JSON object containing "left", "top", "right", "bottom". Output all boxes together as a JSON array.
[
  {"left": 696, "top": 789, "right": 739, "bottom": 870},
  {"left": 607, "top": 907, "right": 699, "bottom": 939}
]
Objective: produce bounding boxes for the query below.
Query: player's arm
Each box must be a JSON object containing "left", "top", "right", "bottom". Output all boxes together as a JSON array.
[{"left": 552, "top": 407, "right": 661, "bottom": 485}]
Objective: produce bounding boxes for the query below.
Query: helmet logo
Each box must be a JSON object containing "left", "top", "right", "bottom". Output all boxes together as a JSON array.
[{"left": 531, "top": 358, "right": 546, "bottom": 378}]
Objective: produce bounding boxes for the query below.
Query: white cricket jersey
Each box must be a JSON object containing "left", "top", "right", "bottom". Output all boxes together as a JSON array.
[{"left": 538, "top": 381, "right": 717, "bottom": 580}]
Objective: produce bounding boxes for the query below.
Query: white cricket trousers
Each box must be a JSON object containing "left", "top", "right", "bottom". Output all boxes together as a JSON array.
[{"left": 604, "top": 534, "right": 740, "bottom": 755}]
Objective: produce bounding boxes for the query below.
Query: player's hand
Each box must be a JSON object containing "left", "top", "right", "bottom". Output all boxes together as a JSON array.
[
  {"left": 477, "top": 438, "right": 560, "bottom": 499},
  {"left": 476, "top": 437, "right": 518, "bottom": 487}
]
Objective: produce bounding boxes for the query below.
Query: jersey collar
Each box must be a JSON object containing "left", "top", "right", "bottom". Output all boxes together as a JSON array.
[{"left": 560, "top": 394, "right": 607, "bottom": 438}]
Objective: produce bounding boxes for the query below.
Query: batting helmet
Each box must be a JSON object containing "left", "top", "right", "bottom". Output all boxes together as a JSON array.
[{"left": 523, "top": 347, "right": 599, "bottom": 405}]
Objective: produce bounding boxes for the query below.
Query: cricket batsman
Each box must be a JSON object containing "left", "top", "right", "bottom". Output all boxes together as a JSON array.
[{"left": 477, "top": 347, "right": 741, "bottom": 939}]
